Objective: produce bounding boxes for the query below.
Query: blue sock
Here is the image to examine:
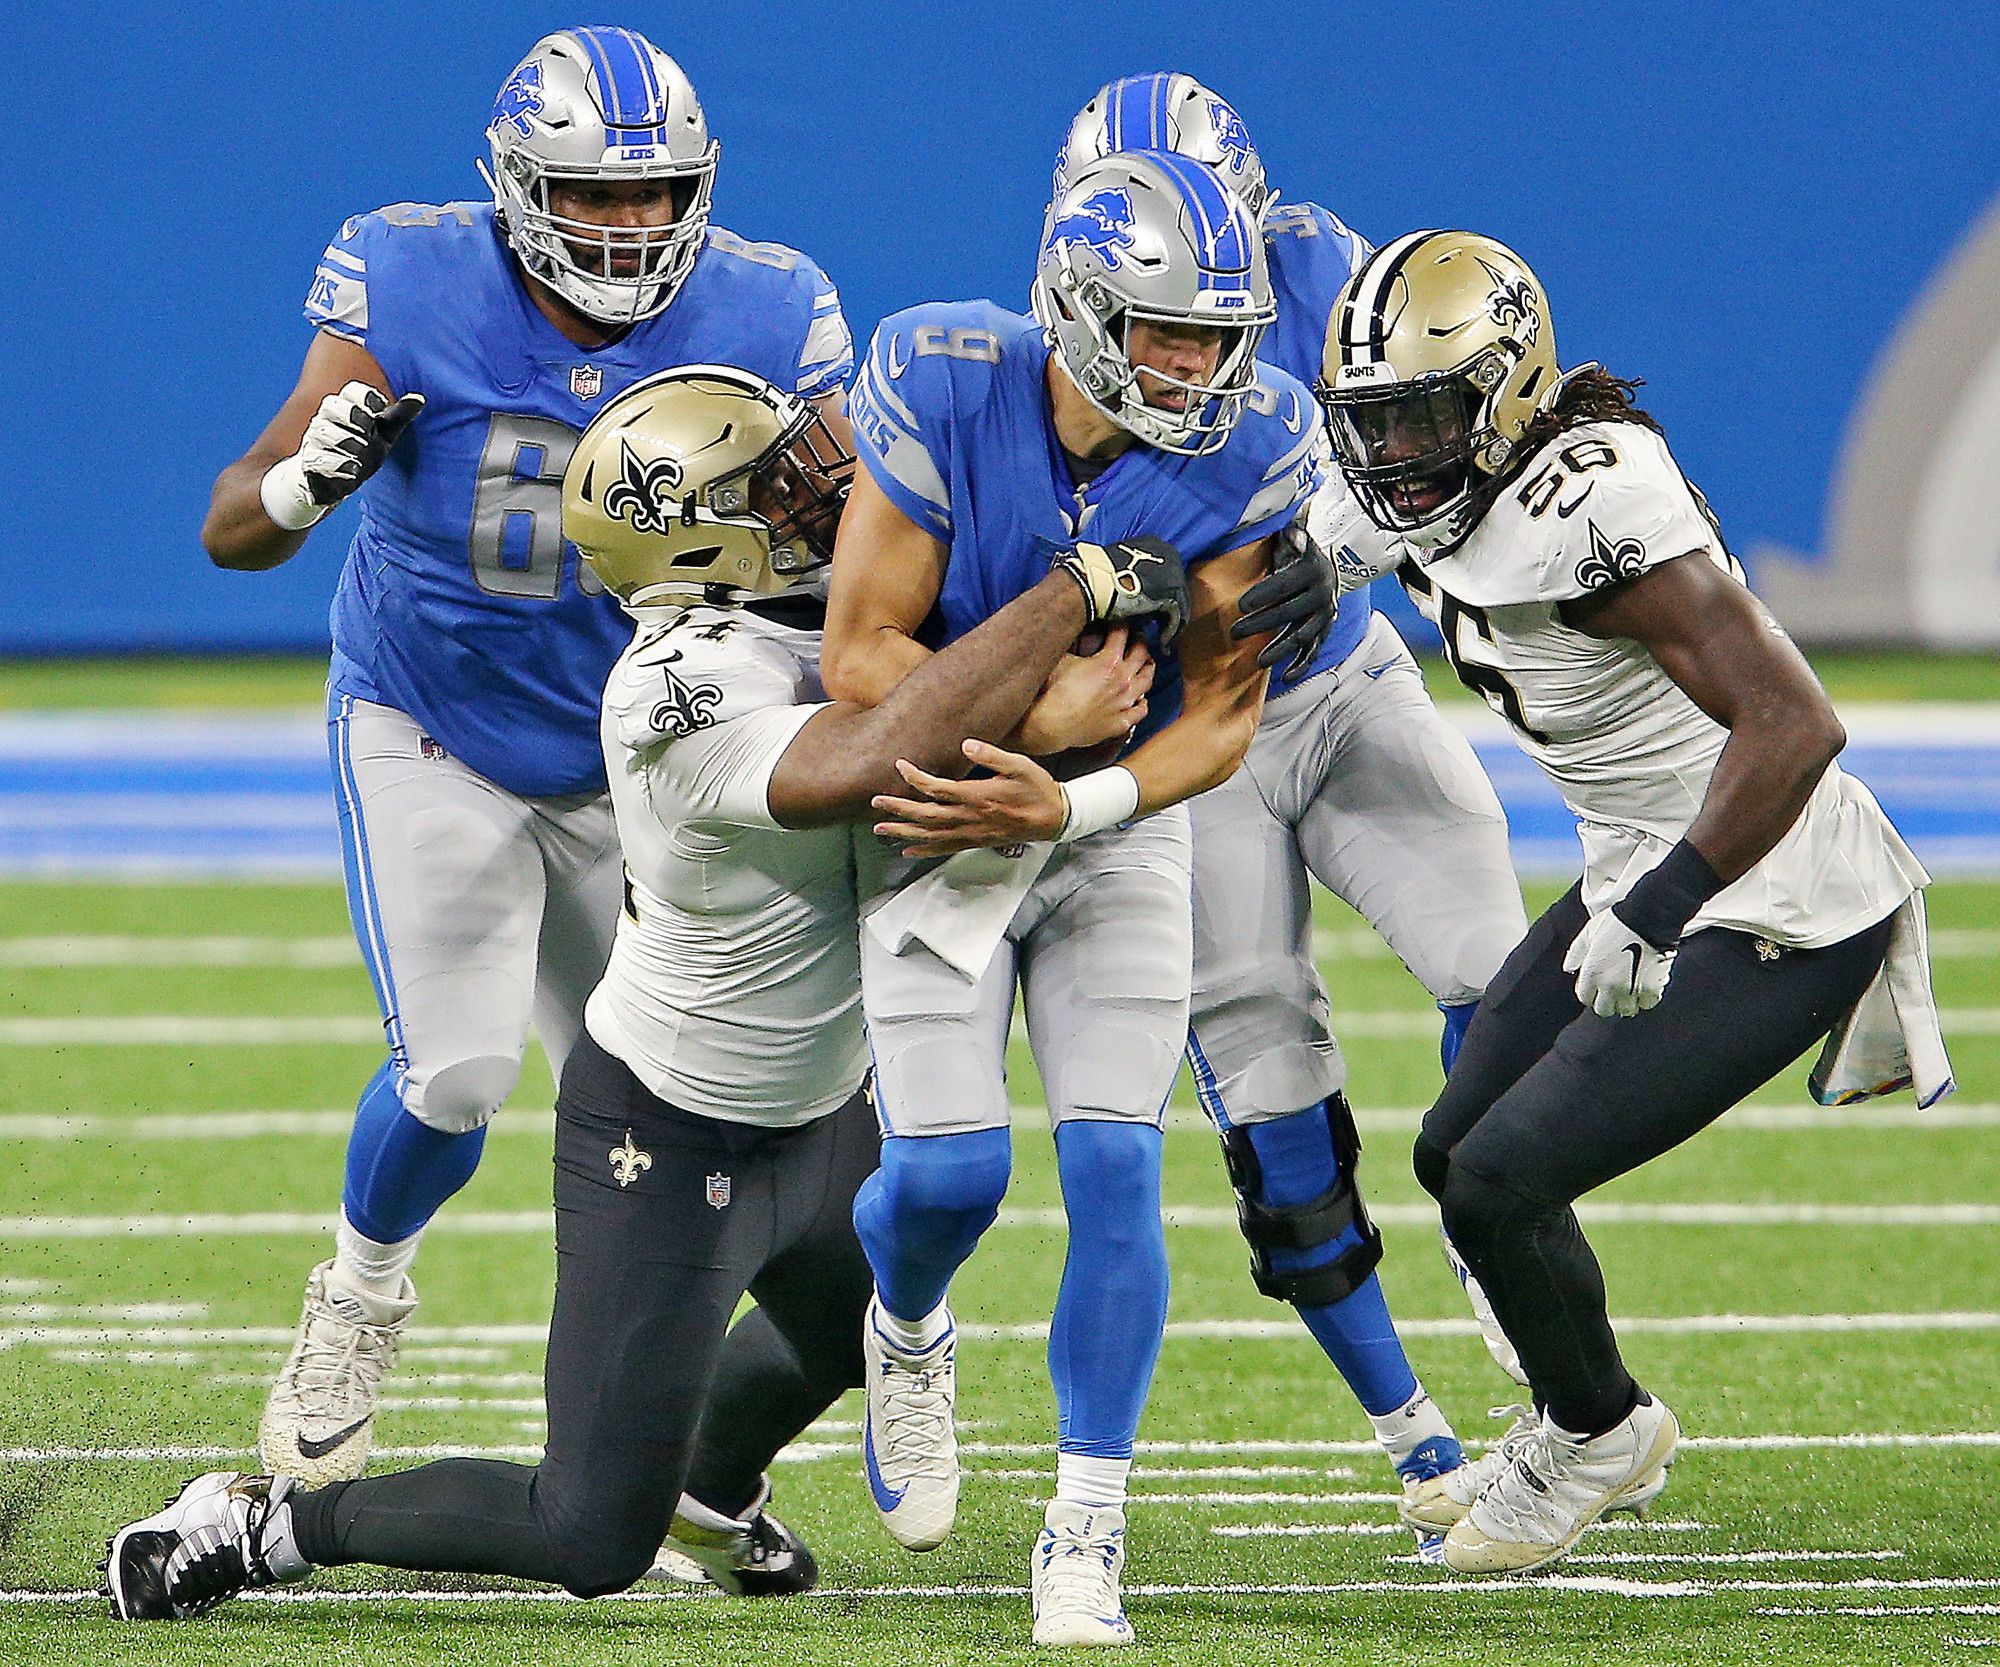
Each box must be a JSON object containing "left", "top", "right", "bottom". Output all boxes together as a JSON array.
[
  {"left": 1049, "top": 1121, "right": 1169, "bottom": 1458},
  {"left": 852, "top": 1128, "right": 1012, "bottom": 1321},
  {"left": 1245, "top": 1105, "right": 1418, "bottom": 1418},
  {"left": 1439, "top": 1001, "right": 1478, "bottom": 1076},
  {"left": 341, "top": 1062, "right": 487, "bottom": 1245}
]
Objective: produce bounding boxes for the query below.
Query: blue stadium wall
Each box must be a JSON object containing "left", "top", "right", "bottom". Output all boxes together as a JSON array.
[{"left": 10, "top": 1, "right": 1999, "bottom": 652}]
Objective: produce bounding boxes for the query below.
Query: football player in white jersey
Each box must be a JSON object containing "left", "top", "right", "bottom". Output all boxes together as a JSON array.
[
  {"left": 1312, "top": 231, "right": 1947, "bottom": 1575},
  {"left": 104, "top": 366, "right": 1321, "bottom": 1622}
]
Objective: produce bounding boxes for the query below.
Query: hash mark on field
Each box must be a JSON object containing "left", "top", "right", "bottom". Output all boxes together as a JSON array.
[{"left": 1218, "top": 1519, "right": 1710, "bottom": 1539}]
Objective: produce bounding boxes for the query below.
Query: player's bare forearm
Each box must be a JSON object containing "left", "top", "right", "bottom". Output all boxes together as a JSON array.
[
  {"left": 203, "top": 332, "right": 394, "bottom": 571},
  {"left": 1123, "top": 535, "right": 1272, "bottom": 814},
  {"left": 203, "top": 452, "right": 313, "bottom": 570},
  {"left": 819, "top": 465, "right": 945, "bottom": 705},
  {"left": 768, "top": 573, "right": 1088, "bottom": 827},
  {"left": 1566, "top": 552, "right": 1846, "bottom": 883}
]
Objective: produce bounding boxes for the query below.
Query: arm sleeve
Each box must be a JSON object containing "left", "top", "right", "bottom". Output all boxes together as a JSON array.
[
  {"left": 646, "top": 703, "right": 829, "bottom": 828},
  {"left": 302, "top": 213, "right": 376, "bottom": 343},
  {"left": 845, "top": 315, "right": 955, "bottom": 540}
]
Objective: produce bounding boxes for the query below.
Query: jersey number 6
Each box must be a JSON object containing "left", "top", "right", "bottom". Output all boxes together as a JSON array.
[{"left": 468, "top": 413, "right": 601, "bottom": 599}]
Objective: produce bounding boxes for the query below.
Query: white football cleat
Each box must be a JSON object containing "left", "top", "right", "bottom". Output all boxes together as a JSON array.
[
  {"left": 1030, "top": 1500, "right": 1135, "bottom": 1648},
  {"left": 1402, "top": 1402, "right": 1670, "bottom": 1536},
  {"left": 861, "top": 1296, "right": 959, "bottom": 1551},
  {"left": 102, "top": 1471, "right": 309, "bottom": 1620},
  {"left": 1443, "top": 1395, "right": 1680, "bottom": 1575},
  {"left": 259, "top": 1260, "right": 416, "bottom": 1487}
]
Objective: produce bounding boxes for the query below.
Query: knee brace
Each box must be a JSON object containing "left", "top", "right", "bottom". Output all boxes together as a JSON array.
[
  {"left": 1219, "top": 1094, "right": 1383, "bottom": 1308},
  {"left": 407, "top": 1053, "right": 521, "bottom": 1134}
]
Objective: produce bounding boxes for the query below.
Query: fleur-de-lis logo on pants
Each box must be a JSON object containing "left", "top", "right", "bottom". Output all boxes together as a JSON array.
[{"left": 609, "top": 1130, "right": 652, "bottom": 1189}]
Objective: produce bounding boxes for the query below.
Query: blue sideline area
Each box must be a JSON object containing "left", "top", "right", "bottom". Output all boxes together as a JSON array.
[{"left": 2, "top": 706, "right": 1999, "bottom": 878}]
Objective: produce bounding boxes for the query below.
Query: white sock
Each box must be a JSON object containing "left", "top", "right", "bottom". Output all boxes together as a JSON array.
[
  {"left": 332, "top": 1215, "right": 422, "bottom": 1298},
  {"left": 1054, "top": 1453, "right": 1131, "bottom": 1511},
  {"left": 877, "top": 1296, "right": 951, "bottom": 1356},
  {"left": 1368, "top": 1384, "right": 1455, "bottom": 1470}
]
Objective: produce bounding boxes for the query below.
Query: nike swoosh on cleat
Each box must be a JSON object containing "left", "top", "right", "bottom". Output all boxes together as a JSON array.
[
  {"left": 295, "top": 1419, "right": 370, "bottom": 1461},
  {"left": 862, "top": 1419, "right": 907, "bottom": 1512}
]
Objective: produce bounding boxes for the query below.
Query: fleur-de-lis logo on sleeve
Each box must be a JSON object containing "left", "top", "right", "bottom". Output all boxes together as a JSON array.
[{"left": 1575, "top": 520, "right": 1649, "bottom": 591}]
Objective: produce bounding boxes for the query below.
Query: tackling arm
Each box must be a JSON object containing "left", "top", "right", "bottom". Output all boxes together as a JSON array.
[
  {"left": 767, "top": 572, "right": 1090, "bottom": 828},
  {"left": 1562, "top": 552, "right": 1846, "bottom": 886}
]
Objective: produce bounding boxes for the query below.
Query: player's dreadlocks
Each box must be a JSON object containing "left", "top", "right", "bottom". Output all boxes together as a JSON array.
[
  {"left": 1466, "top": 367, "right": 1663, "bottom": 526},
  {"left": 1519, "top": 366, "right": 1663, "bottom": 453}
]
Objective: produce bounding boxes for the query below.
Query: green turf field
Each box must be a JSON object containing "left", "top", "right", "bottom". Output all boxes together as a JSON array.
[
  {"left": 5, "top": 647, "right": 2000, "bottom": 710},
  {"left": 1, "top": 875, "right": 1994, "bottom": 1665}
]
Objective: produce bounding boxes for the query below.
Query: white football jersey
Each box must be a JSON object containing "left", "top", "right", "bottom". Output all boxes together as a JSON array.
[
  {"left": 584, "top": 605, "right": 868, "bottom": 1127},
  {"left": 1392, "top": 419, "right": 1926, "bottom": 947}
]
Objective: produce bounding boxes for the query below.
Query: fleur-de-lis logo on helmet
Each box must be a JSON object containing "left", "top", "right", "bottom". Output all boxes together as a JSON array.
[
  {"left": 1479, "top": 259, "right": 1541, "bottom": 348},
  {"left": 1049, "top": 187, "right": 1138, "bottom": 270},
  {"left": 602, "top": 440, "right": 686, "bottom": 536},
  {"left": 609, "top": 1130, "right": 652, "bottom": 1189}
]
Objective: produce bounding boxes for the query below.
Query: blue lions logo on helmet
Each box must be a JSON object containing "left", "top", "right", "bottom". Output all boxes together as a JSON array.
[
  {"left": 494, "top": 60, "right": 546, "bottom": 140},
  {"left": 1209, "top": 100, "right": 1255, "bottom": 173},
  {"left": 1049, "top": 187, "right": 1137, "bottom": 268}
]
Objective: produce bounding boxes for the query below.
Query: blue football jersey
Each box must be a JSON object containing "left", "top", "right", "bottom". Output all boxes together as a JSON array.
[
  {"left": 846, "top": 301, "right": 1324, "bottom": 745},
  {"left": 302, "top": 201, "right": 853, "bottom": 796},
  {"left": 1259, "top": 200, "right": 1376, "bottom": 686}
]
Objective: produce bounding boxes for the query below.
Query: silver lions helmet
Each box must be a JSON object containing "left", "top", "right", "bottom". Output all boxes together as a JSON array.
[
  {"left": 1032, "top": 151, "right": 1276, "bottom": 456},
  {"left": 1053, "top": 73, "right": 1271, "bottom": 221},
  {"left": 480, "top": 27, "right": 718, "bottom": 325}
]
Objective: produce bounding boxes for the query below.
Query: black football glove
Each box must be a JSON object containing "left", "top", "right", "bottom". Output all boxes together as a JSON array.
[
  {"left": 1054, "top": 535, "right": 1190, "bottom": 649},
  {"left": 1231, "top": 513, "right": 1338, "bottom": 680}
]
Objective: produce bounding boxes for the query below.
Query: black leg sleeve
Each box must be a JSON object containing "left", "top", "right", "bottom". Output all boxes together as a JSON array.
[
  {"left": 1437, "top": 914, "right": 1893, "bottom": 1436},
  {"left": 681, "top": 1089, "right": 880, "bottom": 1517}
]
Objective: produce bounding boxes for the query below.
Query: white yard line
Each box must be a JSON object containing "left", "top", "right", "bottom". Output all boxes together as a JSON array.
[
  {"left": 7, "top": 1315, "right": 2000, "bottom": 1354},
  {"left": 6, "top": 1202, "right": 1998, "bottom": 1236},
  {"left": 31, "top": 1010, "right": 2000, "bottom": 1047},
  {"left": 1216, "top": 1520, "right": 1710, "bottom": 1539},
  {"left": 12, "top": 1432, "right": 2000, "bottom": 1465},
  {"left": 10, "top": 1575, "right": 2000, "bottom": 1605},
  {"left": 7, "top": 921, "right": 1996, "bottom": 970},
  {"left": 10, "top": 1101, "right": 2000, "bottom": 1140}
]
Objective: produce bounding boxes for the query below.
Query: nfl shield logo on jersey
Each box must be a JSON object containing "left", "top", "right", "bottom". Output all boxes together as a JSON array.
[
  {"left": 705, "top": 1172, "right": 732, "bottom": 1210},
  {"left": 570, "top": 364, "right": 604, "bottom": 402}
]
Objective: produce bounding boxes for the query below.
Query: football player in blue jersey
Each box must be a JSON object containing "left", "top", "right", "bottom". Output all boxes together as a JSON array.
[
  {"left": 1051, "top": 74, "right": 1536, "bottom": 1522},
  {"left": 198, "top": 25, "right": 857, "bottom": 1530},
  {"left": 824, "top": 150, "right": 1329, "bottom": 1646}
]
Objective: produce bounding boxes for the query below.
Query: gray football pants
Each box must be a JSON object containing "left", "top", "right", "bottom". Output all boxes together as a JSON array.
[
  {"left": 863, "top": 809, "right": 1194, "bottom": 1136},
  {"left": 332, "top": 695, "right": 624, "bottom": 1131},
  {"left": 1187, "top": 615, "right": 1527, "bottom": 1125}
]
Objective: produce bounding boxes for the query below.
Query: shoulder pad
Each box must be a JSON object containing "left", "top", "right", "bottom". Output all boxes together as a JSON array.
[{"left": 603, "top": 613, "right": 811, "bottom": 754}]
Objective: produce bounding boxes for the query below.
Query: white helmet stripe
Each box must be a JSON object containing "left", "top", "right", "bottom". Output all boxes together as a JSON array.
[{"left": 1344, "top": 229, "right": 1443, "bottom": 364}]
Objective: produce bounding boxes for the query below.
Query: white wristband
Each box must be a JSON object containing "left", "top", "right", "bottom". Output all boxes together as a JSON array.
[
  {"left": 258, "top": 455, "right": 331, "bottom": 532},
  {"left": 1056, "top": 765, "right": 1140, "bottom": 843}
]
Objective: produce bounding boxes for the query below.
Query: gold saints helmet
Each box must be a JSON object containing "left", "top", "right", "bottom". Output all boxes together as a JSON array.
[
  {"left": 561, "top": 364, "right": 853, "bottom": 608},
  {"left": 1320, "top": 230, "right": 1559, "bottom": 549}
]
